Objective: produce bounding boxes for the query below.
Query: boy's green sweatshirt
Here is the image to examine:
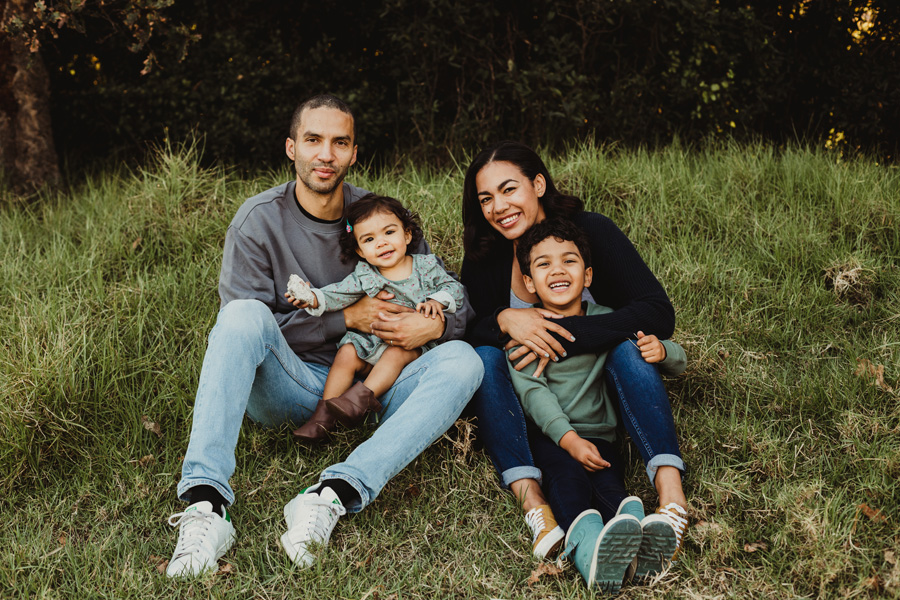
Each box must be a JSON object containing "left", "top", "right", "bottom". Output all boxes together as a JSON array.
[{"left": 507, "top": 302, "right": 687, "bottom": 445}]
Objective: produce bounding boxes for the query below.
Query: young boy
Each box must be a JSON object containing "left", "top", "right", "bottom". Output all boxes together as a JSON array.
[{"left": 508, "top": 219, "right": 687, "bottom": 594}]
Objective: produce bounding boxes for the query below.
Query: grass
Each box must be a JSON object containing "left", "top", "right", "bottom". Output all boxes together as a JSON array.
[{"left": 1, "top": 138, "right": 898, "bottom": 599}]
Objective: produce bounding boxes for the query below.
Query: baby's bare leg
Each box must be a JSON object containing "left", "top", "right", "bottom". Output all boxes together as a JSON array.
[
  {"left": 363, "top": 346, "right": 420, "bottom": 397},
  {"left": 323, "top": 344, "right": 371, "bottom": 399}
]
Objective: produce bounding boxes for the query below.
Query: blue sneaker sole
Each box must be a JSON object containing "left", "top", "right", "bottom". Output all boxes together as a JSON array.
[
  {"left": 590, "top": 515, "right": 643, "bottom": 594},
  {"left": 634, "top": 515, "right": 677, "bottom": 580}
]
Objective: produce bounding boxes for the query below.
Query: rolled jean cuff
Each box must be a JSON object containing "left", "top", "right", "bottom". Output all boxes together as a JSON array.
[
  {"left": 646, "top": 454, "right": 685, "bottom": 486},
  {"left": 318, "top": 471, "right": 367, "bottom": 513},
  {"left": 177, "top": 478, "right": 235, "bottom": 507},
  {"left": 500, "top": 466, "right": 542, "bottom": 489}
]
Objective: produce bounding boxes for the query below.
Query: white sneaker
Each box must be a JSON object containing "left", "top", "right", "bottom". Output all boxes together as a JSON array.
[
  {"left": 280, "top": 485, "right": 347, "bottom": 568},
  {"left": 166, "top": 501, "right": 235, "bottom": 578}
]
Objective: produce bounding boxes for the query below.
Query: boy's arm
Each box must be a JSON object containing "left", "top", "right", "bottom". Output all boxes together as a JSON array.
[
  {"left": 658, "top": 339, "right": 687, "bottom": 376},
  {"left": 506, "top": 349, "right": 575, "bottom": 444}
]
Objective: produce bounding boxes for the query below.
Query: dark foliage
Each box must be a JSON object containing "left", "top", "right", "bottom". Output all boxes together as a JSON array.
[{"left": 42, "top": 0, "right": 900, "bottom": 168}]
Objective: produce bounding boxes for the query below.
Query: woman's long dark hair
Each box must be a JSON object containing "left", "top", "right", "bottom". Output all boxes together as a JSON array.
[{"left": 461, "top": 141, "right": 583, "bottom": 262}]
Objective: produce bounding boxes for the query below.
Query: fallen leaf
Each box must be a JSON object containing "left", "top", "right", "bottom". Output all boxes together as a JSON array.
[
  {"left": 855, "top": 359, "right": 894, "bottom": 393},
  {"left": 58, "top": 535, "right": 66, "bottom": 546},
  {"left": 132, "top": 237, "right": 142, "bottom": 250},
  {"left": 138, "top": 454, "right": 155, "bottom": 467},
  {"left": 865, "top": 575, "right": 884, "bottom": 591},
  {"left": 855, "top": 358, "right": 875, "bottom": 377},
  {"left": 141, "top": 416, "right": 162, "bottom": 438},
  {"left": 149, "top": 555, "right": 168, "bottom": 575},
  {"left": 885, "top": 550, "right": 896, "bottom": 565},
  {"left": 527, "top": 561, "right": 564, "bottom": 586},
  {"left": 859, "top": 503, "right": 887, "bottom": 522},
  {"left": 403, "top": 484, "right": 421, "bottom": 498},
  {"left": 744, "top": 542, "right": 768, "bottom": 553},
  {"left": 217, "top": 563, "right": 234, "bottom": 575}
]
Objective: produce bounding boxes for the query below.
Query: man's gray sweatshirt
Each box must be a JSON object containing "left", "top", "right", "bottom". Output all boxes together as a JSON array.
[{"left": 218, "top": 180, "right": 472, "bottom": 366}]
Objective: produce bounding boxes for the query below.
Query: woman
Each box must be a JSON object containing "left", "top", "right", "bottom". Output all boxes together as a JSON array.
[{"left": 461, "top": 141, "right": 688, "bottom": 560}]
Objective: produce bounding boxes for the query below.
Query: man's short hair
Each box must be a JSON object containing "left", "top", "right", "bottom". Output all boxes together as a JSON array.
[
  {"left": 289, "top": 94, "right": 356, "bottom": 141},
  {"left": 515, "top": 219, "right": 592, "bottom": 277}
]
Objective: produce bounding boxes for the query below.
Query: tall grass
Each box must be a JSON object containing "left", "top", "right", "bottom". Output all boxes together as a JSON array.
[{"left": 1, "top": 139, "right": 897, "bottom": 599}]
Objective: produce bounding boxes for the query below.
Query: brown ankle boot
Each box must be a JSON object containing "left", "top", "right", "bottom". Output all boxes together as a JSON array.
[
  {"left": 325, "top": 382, "right": 382, "bottom": 427},
  {"left": 292, "top": 398, "right": 336, "bottom": 442}
]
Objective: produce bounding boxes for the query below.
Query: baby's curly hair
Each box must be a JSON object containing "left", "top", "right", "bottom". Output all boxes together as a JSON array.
[{"left": 339, "top": 194, "right": 424, "bottom": 263}]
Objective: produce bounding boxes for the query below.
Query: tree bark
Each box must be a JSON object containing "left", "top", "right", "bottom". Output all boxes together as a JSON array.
[{"left": 1, "top": 0, "right": 61, "bottom": 194}]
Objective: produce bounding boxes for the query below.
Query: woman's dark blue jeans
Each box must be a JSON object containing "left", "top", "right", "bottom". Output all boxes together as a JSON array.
[
  {"left": 530, "top": 433, "right": 628, "bottom": 530},
  {"left": 468, "top": 342, "right": 684, "bottom": 489}
]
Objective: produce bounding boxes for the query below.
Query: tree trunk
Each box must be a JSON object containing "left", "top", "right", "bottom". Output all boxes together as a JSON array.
[{"left": 1, "top": 0, "right": 61, "bottom": 194}]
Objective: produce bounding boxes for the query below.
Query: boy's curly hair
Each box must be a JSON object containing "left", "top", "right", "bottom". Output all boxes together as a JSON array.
[
  {"left": 339, "top": 194, "right": 424, "bottom": 263},
  {"left": 515, "top": 218, "right": 592, "bottom": 277}
]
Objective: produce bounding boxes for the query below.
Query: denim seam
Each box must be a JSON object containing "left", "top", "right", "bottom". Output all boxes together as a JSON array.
[
  {"left": 605, "top": 366, "right": 655, "bottom": 461},
  {"left": 265, "top": 343, "right": 324, "bottom": 398}
]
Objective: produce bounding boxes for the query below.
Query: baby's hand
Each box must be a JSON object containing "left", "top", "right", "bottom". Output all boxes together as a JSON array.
[
  {"left": 416, "top": 299, "right": 446, "bottom": 322},
  {"left": 559, "top": 431, "right": 611, "bottom": 472},
  {"left": 286, "top": 275, "right": 318, "bottom": 309},
  {"left": 636, "top": 330, "right": 666, "bottom": 363}
]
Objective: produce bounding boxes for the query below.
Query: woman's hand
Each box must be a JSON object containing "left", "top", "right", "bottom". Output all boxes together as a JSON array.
[
  {"left": 559, "top": 431, "right": 611, "bottom": 472},
  {"left": 498, "top": 307, "right": 574, "bottom": 368}
]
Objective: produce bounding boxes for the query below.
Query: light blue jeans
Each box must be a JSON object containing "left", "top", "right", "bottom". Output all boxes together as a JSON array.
[{"left": 177, "top": 299, "right": 483, "bottom": 513}]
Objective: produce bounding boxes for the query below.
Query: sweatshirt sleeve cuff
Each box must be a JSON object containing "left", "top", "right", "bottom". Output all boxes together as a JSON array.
[
  {"left": 321, "top": 310, "right": 346, "bottom": 342},
  {"left": 546, "top": 419, "right": 574, "bottom": 445}
]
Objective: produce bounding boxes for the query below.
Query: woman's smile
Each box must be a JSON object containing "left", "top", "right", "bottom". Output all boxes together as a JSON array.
[{"left": 475, "top": 161, "right": 546, "bottom": 240}]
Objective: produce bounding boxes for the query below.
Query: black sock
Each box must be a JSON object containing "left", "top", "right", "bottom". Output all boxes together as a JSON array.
[
  {"left": 188, "top": 485, "right": 227, "bottom": 516},
  {"left": 320, "top": 478, "right": 361, "bottom": 507}
]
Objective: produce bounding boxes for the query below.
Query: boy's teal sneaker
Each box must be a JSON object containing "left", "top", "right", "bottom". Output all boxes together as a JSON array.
[
  {"left": 559, "top": 509, "right": 642, "bottom": 594},
  {"left": 632, "top": 513, "right": 678, "bottom": 581},
  {"left": 616, "top": 496, "right": 646, "bottom": 521}
]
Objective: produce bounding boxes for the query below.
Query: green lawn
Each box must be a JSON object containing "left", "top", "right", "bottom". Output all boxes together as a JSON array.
[{"left": 1, "top": 140, "right": 898, "bottom": 599}]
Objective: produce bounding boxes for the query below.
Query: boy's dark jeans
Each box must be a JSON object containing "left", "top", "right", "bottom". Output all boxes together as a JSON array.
[{"left": 530, "top": 432, "right": 629, "bottom": 531}]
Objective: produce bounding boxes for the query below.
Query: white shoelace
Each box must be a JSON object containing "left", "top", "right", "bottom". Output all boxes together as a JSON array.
[
  {"left": 168, "top": 509, "right": 219, "bottom": 558},
  {"left": 657, "top": 503, "right": 688, "bottom": 549},
  {"left": 287, "top": 494, "right": 347, "bottom": 544},
  {"left": 524, "top": 506, "right": 548, "bottom": 543}
]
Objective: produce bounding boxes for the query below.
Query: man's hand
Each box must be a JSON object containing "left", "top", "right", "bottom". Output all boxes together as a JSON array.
[
  {"left": 635, "top": 330, "right": 666, "bottom": 363},
  {"left": 371, "top": 310, "right": 444, "bottom": 350},
  {"left": 343, "top": 290, "right": 414, "bottom": 334},
  {"left": 559, "top": 431, "right": 611, "bottom": 472},
  {"left": 416, "top": 299, "right": 446, "bottom": 322}
]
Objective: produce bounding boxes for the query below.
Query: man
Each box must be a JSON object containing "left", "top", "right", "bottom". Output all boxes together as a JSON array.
[{"left": 165, "top": 94, "right": 483, "bottom": 577}]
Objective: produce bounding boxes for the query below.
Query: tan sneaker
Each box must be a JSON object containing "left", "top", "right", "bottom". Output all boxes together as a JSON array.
[
  {"left": 525, "top": 504, "right": 565, "bottom": 560},
  {"left": 656, "top": 503, "right": 688, "bottom": 559}
]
